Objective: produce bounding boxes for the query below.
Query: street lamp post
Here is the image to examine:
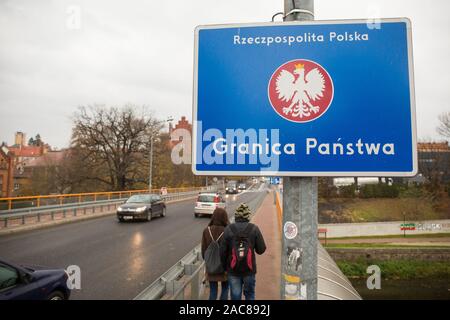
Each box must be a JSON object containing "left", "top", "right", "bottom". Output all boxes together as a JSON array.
[
  {"left": 149, "top": 117, "right": 173, "bottom": 192},
  {"left": 149, "top": 135, "right": 154, "bottom": 192}
]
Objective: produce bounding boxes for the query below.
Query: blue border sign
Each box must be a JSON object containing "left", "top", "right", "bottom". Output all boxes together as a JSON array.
[{"left": 193, "top": 19, "right": 417, "bottom": 177}]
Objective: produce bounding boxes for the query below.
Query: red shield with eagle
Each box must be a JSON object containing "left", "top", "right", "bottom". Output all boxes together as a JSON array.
[{"left": 268, "top": 59, "right": 334, "bottom": 123}]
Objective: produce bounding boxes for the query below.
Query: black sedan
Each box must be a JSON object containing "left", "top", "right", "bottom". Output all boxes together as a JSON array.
[
  {"left": 0, "top": 260, "right": 71, "bottom": 300},
  {"left": 117, "top": 194, "right": 166, "bottom": 222}
]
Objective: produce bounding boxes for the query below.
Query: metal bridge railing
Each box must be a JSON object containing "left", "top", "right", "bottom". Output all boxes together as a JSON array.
[
  {"left": 0, "top": 188, "right": 215, "bottom": 230},
  {"left": 0, "top": 186, "right": 210, "bottom": 211},
  {"left": 134, "top": 245, "right": 205, "bottom": 300}
]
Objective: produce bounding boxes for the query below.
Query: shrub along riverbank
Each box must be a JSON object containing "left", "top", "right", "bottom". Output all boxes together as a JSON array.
[{"left": 337, "top": 259, "right": 450, "bottom": 299}]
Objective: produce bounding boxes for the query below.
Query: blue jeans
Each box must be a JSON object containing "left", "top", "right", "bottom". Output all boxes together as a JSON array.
[
  {"left": 209, "top": 281, "right": 229, "bottom": 300},
  {"left": 228, "top": 274, "right": 256, "bottom": 300}
]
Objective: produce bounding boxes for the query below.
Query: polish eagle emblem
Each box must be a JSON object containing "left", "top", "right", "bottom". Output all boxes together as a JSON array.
[{"left": 268, "top": 60, "right": 333, "bottom": 123}]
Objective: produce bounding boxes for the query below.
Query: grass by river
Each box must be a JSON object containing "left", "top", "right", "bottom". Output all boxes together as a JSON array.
[{"left": 337, "top": 260, "right": 450, "bottom": 299}]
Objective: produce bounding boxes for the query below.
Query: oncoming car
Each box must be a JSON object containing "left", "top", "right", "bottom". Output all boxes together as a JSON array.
[
  {"left": 117, "top": 194, "right": 166, "bottom": 222},
  {"left": 225, "top": 181, "right": 238, "bottom": 194},
  {"left": 194, "top": 193, "right": 226, "bottom": 218},
  {"left": 0, "top": 259, "right": 71, "bottom": 300}
]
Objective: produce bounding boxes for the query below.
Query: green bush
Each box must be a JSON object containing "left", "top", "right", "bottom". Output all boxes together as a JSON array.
[
  {"left": 338, "top": 184, "right": 356, "bottom": 198},
  {"left": 359, "top": 184, "right": 399, "bottom": 198},
  {"left": 399, "top": 185, "right": 426, "bottom": 198}
]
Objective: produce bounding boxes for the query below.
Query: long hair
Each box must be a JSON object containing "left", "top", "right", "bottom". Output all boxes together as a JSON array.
[{"left": 208, "top": 208, "right": 230, "bottom": 227}]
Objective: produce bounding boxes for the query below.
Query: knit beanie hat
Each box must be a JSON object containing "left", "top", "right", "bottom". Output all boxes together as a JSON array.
[{"left": 235, "top": 203, "right": 251, "bottom": 221}]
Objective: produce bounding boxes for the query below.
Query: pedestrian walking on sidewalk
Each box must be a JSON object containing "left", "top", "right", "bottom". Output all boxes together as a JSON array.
[
  {"left": 222, "top": 203, "right": 266, "bottom": 300},
  {"left": 201, "top": 208, "right": 230, "bottom": 300}
]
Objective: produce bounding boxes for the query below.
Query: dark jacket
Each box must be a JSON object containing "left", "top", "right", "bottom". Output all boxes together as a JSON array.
[
  {"left": 201, "top": 225, "right": 227, "bottom": 282},
  {"left": 221, "top": 219, "right": 266, "bottom": 276}
]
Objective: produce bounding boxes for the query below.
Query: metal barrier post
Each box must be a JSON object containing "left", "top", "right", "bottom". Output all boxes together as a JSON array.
[
  {"left": 166, "top": 280, "right": 183, "bottom": 296},
  {"left": 190, "top": 270, "right": 200, "bottom": 300}
]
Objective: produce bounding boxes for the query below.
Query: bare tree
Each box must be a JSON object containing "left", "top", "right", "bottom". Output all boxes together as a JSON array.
[
  {"left": 418, "top": 142, "right": 450, "bottom": 191},
  {"left": 71, "top": 105, "right": 162, "bottom": 190},
  {"left": 437, "top": 111, "right": 450, "bottom": 139}
]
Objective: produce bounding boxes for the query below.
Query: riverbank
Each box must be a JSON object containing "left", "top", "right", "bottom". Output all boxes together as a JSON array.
[{"left": 325, "top": 246, "right": 450, "bottom": 299}]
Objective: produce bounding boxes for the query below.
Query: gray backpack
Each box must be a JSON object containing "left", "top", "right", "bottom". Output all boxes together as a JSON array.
[{"left": 204, "top": 227, "right": 224, "bottom": 275}]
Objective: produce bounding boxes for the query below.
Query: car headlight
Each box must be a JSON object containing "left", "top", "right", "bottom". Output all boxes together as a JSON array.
[
  {"left": 117, "top": 207, "right": 123, "bottom": 212},
  {"left": 136, "top": 206, "right": 146, "bottom": 213}
]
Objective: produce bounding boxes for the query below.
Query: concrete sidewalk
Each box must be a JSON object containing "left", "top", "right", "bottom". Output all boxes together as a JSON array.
[{"left": 252, "top": 192, "right": 281, "bottom": 300}]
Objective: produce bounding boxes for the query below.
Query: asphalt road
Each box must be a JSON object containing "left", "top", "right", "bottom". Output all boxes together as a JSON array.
[{"left": 0, "top": 185, "right": 268, "bottom": 299}]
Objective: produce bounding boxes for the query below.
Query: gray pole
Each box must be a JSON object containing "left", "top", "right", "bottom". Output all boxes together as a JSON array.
[
  {"left": 148, "top": 117, "right": 173, "bottom": 193},
  {"left": 281, "top": 0, "right": 318, "bottom": 300},
  {"left": 149, "top": 134, "right": 154, "bottom": 192}
]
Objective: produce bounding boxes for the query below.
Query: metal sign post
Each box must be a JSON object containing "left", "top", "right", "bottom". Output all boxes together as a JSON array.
[{"left": 280, "top": 0, "right": 318, "bottom": 300}]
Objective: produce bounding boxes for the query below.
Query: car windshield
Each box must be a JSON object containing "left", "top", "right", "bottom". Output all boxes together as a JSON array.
[
  {"left": 197, "top": 195, "right": 216, "bottom": 202},
  {"left": 126, "top": 195, "right": 153, "bottom": 203}
]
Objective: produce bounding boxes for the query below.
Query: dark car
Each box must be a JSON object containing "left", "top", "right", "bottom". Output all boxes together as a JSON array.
[
  {"left": 117, "top": 194, "right": 166, "bottom": 222},
  {"left": 225, "top": 181, "right": 238, "bottom": 194},
  {"left": 0, "top": 260, "right": 70, "bottom": 300}
]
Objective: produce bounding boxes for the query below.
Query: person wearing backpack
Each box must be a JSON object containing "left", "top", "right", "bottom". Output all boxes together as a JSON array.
[
  {"left": 201, "top": 207, "right": 230, "bottom": 300},
  {"left": 222, "top": 203, "right": 266, "bottom": 300}
]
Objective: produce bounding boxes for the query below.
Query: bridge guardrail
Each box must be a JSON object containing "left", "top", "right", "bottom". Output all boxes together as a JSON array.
[
  {"left": 0, "top": 187, "right": 216, "bottom": 229},
  {"left": 134, "top": 244, "right": 205, "bottom": 300},
  {"left": 0, "top": 186, "right": 214, "bottom": 211}
]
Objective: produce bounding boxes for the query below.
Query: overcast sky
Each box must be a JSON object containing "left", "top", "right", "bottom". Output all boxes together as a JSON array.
[{"left": 0, "top": 0, "right": 449, "bottom": 148}]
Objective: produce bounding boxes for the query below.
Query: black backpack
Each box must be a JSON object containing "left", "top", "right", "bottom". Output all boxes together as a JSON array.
[
  {"left": 229, "top": 224, "right": 255, "bottom": 274},
  {"left": 204, "top": 227, "right": 225, "bottom": 275}
]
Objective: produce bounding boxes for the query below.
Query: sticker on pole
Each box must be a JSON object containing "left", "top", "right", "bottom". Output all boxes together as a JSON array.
[
  {"left": 284, "top": 221, "right": 298, "bottom": 239},
  {"left": 268, "top": 59, "right": 334, "bottom": 123}
]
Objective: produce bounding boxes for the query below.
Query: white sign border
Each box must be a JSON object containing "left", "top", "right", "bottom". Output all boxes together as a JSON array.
[{"left": 192, "top": 18, "right": 418, "bottom": 177}]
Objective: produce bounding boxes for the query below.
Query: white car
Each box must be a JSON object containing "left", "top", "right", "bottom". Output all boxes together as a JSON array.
[{"left": 194, "top": 193, "right": 226, "bottom": 218}]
